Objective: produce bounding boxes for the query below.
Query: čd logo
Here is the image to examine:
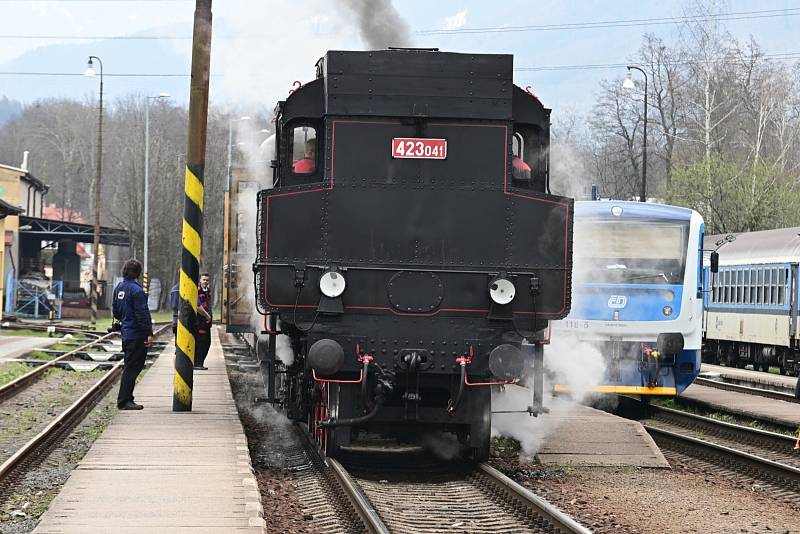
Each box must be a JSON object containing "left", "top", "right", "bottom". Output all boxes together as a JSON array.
[{"left": 607, "top": 295, "right": 627, "bottom": 309}]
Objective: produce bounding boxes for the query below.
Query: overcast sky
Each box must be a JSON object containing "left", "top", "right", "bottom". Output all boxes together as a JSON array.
[{"left": 0, "top": 0, "right": 798, "bottom": 117}]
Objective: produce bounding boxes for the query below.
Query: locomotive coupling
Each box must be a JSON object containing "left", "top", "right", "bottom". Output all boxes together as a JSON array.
[{"left": 308, "top": 339, "right": 345, "bottom": 375}]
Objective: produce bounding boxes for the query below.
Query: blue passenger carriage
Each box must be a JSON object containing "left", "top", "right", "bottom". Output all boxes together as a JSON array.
[
  {"left": 553, "top": 200, "right": 705, "bottom": 396},
  {"left": 703, "top": 227, "right": 800, "bottom": 376}
]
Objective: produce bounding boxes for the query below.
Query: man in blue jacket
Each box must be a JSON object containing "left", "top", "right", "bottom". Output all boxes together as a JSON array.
[{"left": 112, "top": 259, "right": 153, "bottom": 410}]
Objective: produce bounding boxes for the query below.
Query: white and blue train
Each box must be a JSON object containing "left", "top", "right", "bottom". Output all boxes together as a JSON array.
[
  {"left": 553, "top": 200, "right": 705, "bottom": 396},
  {"left": 702, "top": 227, "right": 800, "bottom": 377}
]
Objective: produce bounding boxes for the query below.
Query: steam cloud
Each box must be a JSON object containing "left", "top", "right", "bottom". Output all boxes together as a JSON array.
[
  {"left": 491, "top": 336, "right": 606, "bottom": 459},
  {"left": 341, "top": 0, "right": 412, "bottom": 48}
]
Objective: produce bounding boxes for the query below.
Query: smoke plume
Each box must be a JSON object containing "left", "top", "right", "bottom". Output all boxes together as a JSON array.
[
  {"left": 341, "top": 0, "right": 412, "bottom": 49},
  {"left": 491, "top": 336, "right": 606, "bottom": 459}
]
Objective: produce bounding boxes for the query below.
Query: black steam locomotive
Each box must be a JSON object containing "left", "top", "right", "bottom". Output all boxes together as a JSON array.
[{"left": 253, "top": 49, "right": 573, "bottom": 460}]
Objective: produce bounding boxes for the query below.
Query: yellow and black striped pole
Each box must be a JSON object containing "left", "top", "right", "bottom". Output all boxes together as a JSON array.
[{"left": 174, "top": 0, "right": 212, "bottom": 412}]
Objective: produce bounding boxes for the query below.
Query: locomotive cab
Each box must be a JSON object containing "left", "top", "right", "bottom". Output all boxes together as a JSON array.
[{"left": 255, "top": 49, "right": 574, "bottom": 459}]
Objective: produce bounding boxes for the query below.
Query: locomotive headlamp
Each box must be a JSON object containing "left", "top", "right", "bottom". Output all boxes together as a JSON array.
[
  {"left": 489, "top": 278, "right": 515, "bottom": 305},
  {"left": 319, "top": 271, "right": 346, "bottom": 298},
  {"left": 662, "top": 305, "right": 673, "bottom": 317},
  {"left": 611, "top": 205, "right": 624, "bottom": 217}
]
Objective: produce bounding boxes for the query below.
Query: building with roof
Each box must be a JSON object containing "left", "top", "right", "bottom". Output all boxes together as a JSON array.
[{"left": 0, "top": 152, "right": 131, "bottom": 319}]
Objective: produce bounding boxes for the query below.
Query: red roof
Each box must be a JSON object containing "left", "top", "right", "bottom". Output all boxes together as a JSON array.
[{"left": 42, "top": 205, "right": 86, "bottom": 224}]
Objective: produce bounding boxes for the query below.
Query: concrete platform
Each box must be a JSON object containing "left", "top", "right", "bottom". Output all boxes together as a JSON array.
[
  {"left": 33, "top": 327, "right": 265, "bottom": 534},
  {"left": 0, "top": 335, "right": 55, "bottom": 362},
  {"left": 537, "top": 402, "right": 669, "bottom": 468},
  {"left": 700, "top": 363, "right": 798, "bottom": 391},
  {"left": 680, "top": 382, "right": 800, "bottom": 429}
]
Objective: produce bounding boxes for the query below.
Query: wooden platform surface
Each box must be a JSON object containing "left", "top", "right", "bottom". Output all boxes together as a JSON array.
[{"left": 32, "top": 328, "right": 265, "bottom": 534}]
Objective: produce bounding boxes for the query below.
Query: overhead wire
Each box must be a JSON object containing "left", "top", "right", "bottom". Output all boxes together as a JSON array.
[
  {"left": 0, "top": 7, "right": 798, "bottom": 40},
  {"left": 416, "top": 7, "right": 800, "bottom": 35}
]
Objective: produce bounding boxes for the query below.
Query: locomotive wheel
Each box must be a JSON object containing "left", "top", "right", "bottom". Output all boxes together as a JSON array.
[{"left": 309, "top": 383, "right": 342, "bottom": 457}]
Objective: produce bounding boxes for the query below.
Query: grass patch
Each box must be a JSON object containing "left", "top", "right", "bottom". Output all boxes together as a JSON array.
[
  {"left": 492, "top": 435, "right": 522, "bottom": 457},
  {"left": 0, "top": 328, "right": 51, "bottom": 338},
  {"left": 0, "top": 361, "right": 34, "bottom": 386}
]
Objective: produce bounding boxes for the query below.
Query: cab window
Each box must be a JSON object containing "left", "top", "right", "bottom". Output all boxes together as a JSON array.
[
  {"left": 512, "top": 125, "right": 547, "bottom": 191},
  {"left": 290, "top": 125, "right": 317, "bottom": 176}
]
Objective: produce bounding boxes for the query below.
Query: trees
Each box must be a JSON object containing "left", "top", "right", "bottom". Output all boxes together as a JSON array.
[
  {"left": 0, "top": 97, "right": 232, "bottom": 310},
  {"left": 580, "top": 6, "right": 800, "bottom": 236},
  {"left": 667, "top": 156, "right": 800, "bottom": 233}
]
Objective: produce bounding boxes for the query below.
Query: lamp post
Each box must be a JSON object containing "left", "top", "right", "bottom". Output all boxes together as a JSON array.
[
  {"left": 224, "top": 116, "right": 250, "bottom": 322},
  {"left": 84, "top": 55, "right": 103, "bottom": 325},
  {"left": 623, "top": 65, "right": 648, "bottom": 203},
  {"left": 144, "top": 92, "right": 171, "bottom": 287}
]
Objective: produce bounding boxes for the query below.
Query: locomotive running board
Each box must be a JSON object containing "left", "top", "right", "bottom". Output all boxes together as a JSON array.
[{"left": 553, "top": 384, "right": 677, "bottom": 396}]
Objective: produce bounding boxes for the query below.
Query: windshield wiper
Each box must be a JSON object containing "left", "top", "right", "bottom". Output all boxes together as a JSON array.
[{"left": 620, "top": 272, "right": 670, "bottom": 283}]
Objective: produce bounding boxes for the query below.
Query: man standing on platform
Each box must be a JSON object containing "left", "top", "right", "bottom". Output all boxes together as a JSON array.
[
  {"left": 112, "top": 259, "right": 153, "bottom": 410},
  {"left": 194, "top": 272, "right": 212, "bottom": 370}
]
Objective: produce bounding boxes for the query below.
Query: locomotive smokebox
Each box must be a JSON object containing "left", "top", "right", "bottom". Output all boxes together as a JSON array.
[
  {"left": 308, "top": 339, "right": 345, "bottom": 375},
  {"left": 488, "top": 344, "right": 524, "bottom": 381}
]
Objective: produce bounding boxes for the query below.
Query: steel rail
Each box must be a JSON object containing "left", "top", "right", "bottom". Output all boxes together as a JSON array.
[
  {"left": 650, "top": 404, "right": 796, "bottom": 447},
  {"left": 477, "top": 463, "right": 593, "bottom": 534},
  {"left": 0, "top": 324, "right": 170, "bottom": 402},
  {"left": 2, "top": 324, "right": 102, "bottom": 338},
  {"left": 293, "top": 422, "right": 381, "bottom": 533},
  {"left": 327, "top": 457, "right": 391, "bottom": 534},
  {"left": 0, "top": 331, "right": 119, "bottom": 402},
  {"left": 694, "top": 376, "right": 799, "bottom": 404},
  {"left": 0, "top": 324, "right": 171, "bottom": 484},
  {"left": 0, "top": 361, "right": 122, "bottom": 482},
  {"left": 645, "top": 425, "right": 800, "bottom": 486}
]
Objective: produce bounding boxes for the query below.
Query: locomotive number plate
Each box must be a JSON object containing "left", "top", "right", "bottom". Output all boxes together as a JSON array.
[{"left": 391, "top": 138, "right": 447, "bottom": 159}]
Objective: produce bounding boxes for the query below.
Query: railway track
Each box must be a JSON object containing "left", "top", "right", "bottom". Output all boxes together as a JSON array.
[
  {"left": 643, "top": 405, "right": 800, "bottom": 505},
  {"left": 1, "top": 321, "right": 103, "bottom": 338},
  {"left": 694, "top": 376, "right": 799, "bottom": 404},
  {"left": 0, "top": 331, "right": 119, "bottom": 402},
  {"left": 0, "top": 324, "right": 171, "bottom": 492},
  {"left": 222, "top": 339, "right": 590, "bottom": 534},
  {"left": 0, "top": 323, "right": 169, "bottom": 402},
  {"left": 318, "top": 444, "right": 590, "bottom": 534}
]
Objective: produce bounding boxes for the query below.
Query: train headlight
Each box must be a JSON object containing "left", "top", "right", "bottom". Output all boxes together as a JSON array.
[
  {"left": 489, "top": 278, "right": 515, "bottom": 305},
  {"left": 319, "top": 271, "right": 346, "bottom": 298},
  {"left": 662, "top": 305, "right": 673, "bottom": 317}
]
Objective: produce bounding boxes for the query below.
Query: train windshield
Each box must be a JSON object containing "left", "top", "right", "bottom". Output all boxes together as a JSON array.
[{"left": 573, "top": 219, "right": 690, "bottom": 285}]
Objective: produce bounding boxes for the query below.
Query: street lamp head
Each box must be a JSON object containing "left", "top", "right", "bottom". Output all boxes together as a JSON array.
[
  {"left": 158, "top": 92, "right": 171, "bottom": 98},
  {"left": 622, "top": 72, "right": 635, "bottom": 90},
  {"left": 84, "top": 58, "right": 96, "bottom": 78}
]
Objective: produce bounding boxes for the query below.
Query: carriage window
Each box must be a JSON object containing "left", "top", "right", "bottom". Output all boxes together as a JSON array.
[
  {"left": 771, "top": 268, "right": 778, "bottom": 304},
  {"left": 291, "top": 125, "right": 317, "bottom": 175},
  {"left": 756, "top": 269, "right": 762, "bottom": 304},
  {"left": 736, "top": 270, "right": 742, "bottom": 304},
  {"left": 723, "top": 270, "right": 729, "bottom": 304}
]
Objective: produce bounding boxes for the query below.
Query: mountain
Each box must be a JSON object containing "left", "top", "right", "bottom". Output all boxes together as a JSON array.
[{"left": 0, "top": 31, "right": 192, "bottom": 105}]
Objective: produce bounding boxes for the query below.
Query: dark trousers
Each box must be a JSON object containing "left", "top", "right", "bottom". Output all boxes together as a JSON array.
[
  {"left": 118, "top": 338, "right": 147, "bottom": 407},
  {"left": 196, "top": 330, "right": 211, "bottom": 367}
]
